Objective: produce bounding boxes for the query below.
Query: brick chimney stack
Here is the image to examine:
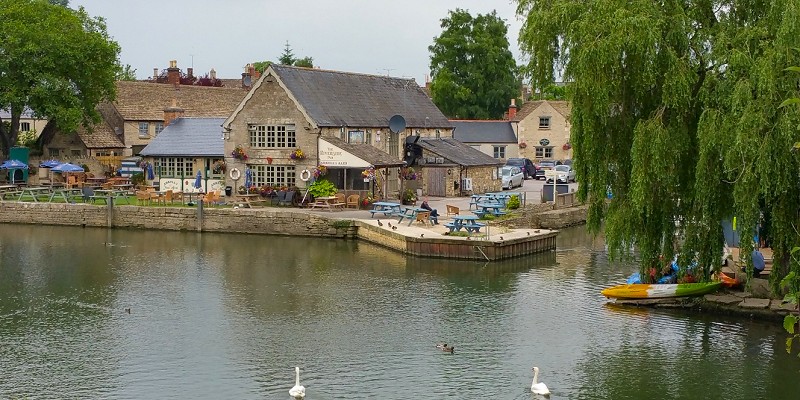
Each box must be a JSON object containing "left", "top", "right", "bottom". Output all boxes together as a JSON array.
[
  {"left": 210, "top": 68, "right": 217, "bottom": 80},
  {"left": 187, "top": 67, "right": 193, "bottom": 79},
  {"left": 163, "top": 98, "right": 185, "bottom": 127},
  {"left": 153, "top": 68, "right": 159, "bottom": 80},
  {"left": 507, "top": 98, "right": 518, "bottom": 120},
  {"left": 241, "top": 63, "right": 253, "bottom": 89},
  {"left": 167, "top": 60, "right": 180, "bottom": 85}
]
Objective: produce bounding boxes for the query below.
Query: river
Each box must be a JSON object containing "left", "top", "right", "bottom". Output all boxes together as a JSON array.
[{"left": 0, "top": 224, "right": 797, "bottom": 399}]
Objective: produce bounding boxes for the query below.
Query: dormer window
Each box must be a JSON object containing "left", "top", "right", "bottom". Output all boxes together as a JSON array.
[{"left": 539, "top": 116, "right": 551, "bottom": 129}]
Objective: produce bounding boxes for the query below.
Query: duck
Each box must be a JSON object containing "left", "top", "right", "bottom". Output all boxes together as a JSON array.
[
  {"left": 440, "top": 344, "right": 454, "bottom": 353},
  {"left": 289, "top": 366, "right": 305, "bottom": 399},
  {"left": 531, "top": 366, "right": 550, "bottom": 396}
]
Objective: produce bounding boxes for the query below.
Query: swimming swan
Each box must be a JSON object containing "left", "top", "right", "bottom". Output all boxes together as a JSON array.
[
  {"left": 289, "top": 366, "right": 305, "bottom": 399},
  {"left": 531, "top": 366, "right": 550, "bottom": 396}
]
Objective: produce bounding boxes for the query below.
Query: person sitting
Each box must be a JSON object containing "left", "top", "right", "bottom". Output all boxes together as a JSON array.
[
  {"left": 420, "top": 198, "right": 439, "bottom": 224},
  {"left": 750, "top": 248, "right": 766, "bottom": 278}
]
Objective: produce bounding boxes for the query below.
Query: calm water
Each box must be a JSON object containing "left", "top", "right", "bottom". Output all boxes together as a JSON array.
[{"left": 0, "top": 224, "right": 797, "bottom": 400}]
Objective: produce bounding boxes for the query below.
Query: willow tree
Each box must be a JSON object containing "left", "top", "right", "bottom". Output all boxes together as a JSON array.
[{"left": 517, "top": 0, "right": 800, "bottom": 286}]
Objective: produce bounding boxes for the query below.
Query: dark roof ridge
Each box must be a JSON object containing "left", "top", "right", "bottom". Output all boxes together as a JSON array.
[{"left": 271, "top": 64, "right": 418, "bottom": 84}]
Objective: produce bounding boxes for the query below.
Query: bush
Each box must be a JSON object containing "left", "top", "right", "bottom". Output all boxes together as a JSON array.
[
  {"left": 308, "top": 178, "right": 337, "bottom": 198},
  {"left": 130, "top": 172, "right": 145, "bottom": 186},
  {"left": 80, "top": 164, "right": 90, "bottom": 173},
  {"left": 506, "top": 195, "right": 520, "bottom": 209}
]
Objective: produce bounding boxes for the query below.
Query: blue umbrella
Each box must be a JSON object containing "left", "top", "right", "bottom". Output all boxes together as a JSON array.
[
  {"left": 146, "top": 163, "right": 155, "bottom": 180},
  {"left": 39, "top": 159, "right": 61, "bottom": 168},
  {"left": 51, "top": 163, "right": 84, "bottom": 173},
  {"left": 194, "top": 170, "right": 203, "bottom": 190},
  {"left": 244, "top": 167, "right": 252, "bottom": 189},
  {"left": 0, "top": 159, "right": 29, "bottom": 170}
]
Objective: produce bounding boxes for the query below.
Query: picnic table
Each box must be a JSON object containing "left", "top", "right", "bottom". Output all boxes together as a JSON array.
[
  {"left": 17, "top": 186, "right": 51, "bottom": 202},
  {"left": 48, "top": 188, "right": 82, "bottom": 203},
  {"left": 232, "top": 193, "right": 268, "bottom": 208},
  {"left": 93, "top": 189, "right": 131, "bottom": 204},
  {"left": 368, "top": 201, "right": 402, "bottom": 218},
  {"left": 473, "top": 202, "right": 507, "bottom": 218},
  {"left": 309, "top": 196, "right": 343, "bottom": 211},
  {"left": 396, "top": 207, "right": 431, "bottom": 226},
  {"left": 444, "top": 215, "right": 485, "bottom": 234},
  {"left": 0, "top": 184, "right": 20, "bottom": 200}
]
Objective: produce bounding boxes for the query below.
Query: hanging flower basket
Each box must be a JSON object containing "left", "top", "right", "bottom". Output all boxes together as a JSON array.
[
  {"left": 519, "top": 142, "right": 528, "bottom": 149},
  {"left": 400, "top": 166, "right": 418, "bottom": 180},
  {"left": 361, "top": 166, "right": 376, "bottom": 180},
  {"left": 563, "top": 143, "right": 572, "bottom": 150},
  {"left": 212, "top": 160, "right": 227, "bottom": 174},
  {"left": 312, "top": 165, "right": 328, "bottom": 179},
  {"left": 290, "top": 148, "right": 306, "bottom": 160},
  {"left": 231, "top": 145, "right": 248, "bottom": 161}
]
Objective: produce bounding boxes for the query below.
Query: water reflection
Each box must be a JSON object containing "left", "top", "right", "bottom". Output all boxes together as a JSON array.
[{"left": 0, "top": 224, "right": 797, "bottom": 399}]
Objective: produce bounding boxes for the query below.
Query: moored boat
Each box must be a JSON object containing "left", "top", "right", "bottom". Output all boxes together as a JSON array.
[{"left": 601, "top": 281, "right": 723, "bottom": 300}]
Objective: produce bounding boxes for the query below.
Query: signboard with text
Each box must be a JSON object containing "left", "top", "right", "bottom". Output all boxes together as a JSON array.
[{"left": 318, "top": 138, "right": 371, "bottom": 168}]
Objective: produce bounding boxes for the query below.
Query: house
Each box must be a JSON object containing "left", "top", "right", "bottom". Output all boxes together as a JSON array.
[
  {"left": 45, "top": 120, "right": 125, "bottom": 159},
  {"left": 139, "top": 117, "right": 227, "bottom": 193},
  {"left": 0, "top": 107, "right": 48, "bottom": 139},
  {"left": 223, "top": 64, "right": 503, "bottom": 200},
  {"left": 416, "top": 138, "right": 504, "bottom": 196},
  {"left": 451, "top": 120, "right": 518, "bottom": 160},
  {"left": 513, "top": 100, "right": 572, "bottom": 161}
]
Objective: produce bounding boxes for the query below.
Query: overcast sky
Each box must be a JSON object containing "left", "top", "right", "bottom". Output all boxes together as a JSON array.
[{"left": 70, "top": 0, "right": 525, "bottom": 83}]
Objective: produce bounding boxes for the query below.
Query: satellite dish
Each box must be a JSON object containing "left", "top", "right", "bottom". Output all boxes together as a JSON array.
[{"left": 388, "top": 115, "right": 406, "bottom": 133}]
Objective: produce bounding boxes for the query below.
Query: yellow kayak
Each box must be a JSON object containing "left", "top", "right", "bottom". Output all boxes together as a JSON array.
[{"left": 601, "top": 282, "right": 723, "bottom": 300}]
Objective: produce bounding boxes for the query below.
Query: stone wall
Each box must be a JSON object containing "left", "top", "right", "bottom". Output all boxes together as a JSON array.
[
  {"left": 0, "top": 202, "right": 355, "bottom": 238},
  {"left": 494, "top": 203, "right": 587, "bottom": 229}
]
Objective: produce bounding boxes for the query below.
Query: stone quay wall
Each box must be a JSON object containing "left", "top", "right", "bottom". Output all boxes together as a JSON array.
[{"left": 0, "top": 202, "right": 355, "bottom": 238}]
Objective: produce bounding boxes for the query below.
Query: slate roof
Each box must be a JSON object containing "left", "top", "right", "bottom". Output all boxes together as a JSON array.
[
  {"left": 139, "top": 117, "right": 224, "bottom": 157},
  {"left": 321, "top": 136, "right": 405, "bottom": 167},
  {"left": 417, "top": 138, "right": 504, "bottom": 167},
  {"left": 0, "top": 107, "right": 36, "bottom": 119},
  {"left": 113, "top": 81, "right": 246, "bottom": 121},
  {"left": 77, "top": 121, "right": 124, "bottom": 148},
  {"left": 514, "top": 100, "right": 572, "bottom": 122},
  {"left": 451, "top": 120, "right": 517, "bottom": 143},
  {"left": 259, "top": 65, "right": 452, "bottom": 129}
]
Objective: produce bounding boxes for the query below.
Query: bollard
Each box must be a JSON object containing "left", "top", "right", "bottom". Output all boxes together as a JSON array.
[
  {"left": 107, "top": 195, "right": 113, "bottom": 228},
  {"left": 197, "top": 196, "right": 204, "bottom": 232}
]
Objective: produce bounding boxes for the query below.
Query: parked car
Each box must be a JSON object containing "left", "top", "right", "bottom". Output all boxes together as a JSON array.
[
  {"left": 545, "top": 164, "right": 576, "bottom": 183},
  {"left": 500, "top": 166, "right": 524, "bottom": 189},
  {"left": 505, "top": 158, "right": 536, "bottom": 179},
  {"left": 534, "top": 160, "right": 557, "bottom": 180}
]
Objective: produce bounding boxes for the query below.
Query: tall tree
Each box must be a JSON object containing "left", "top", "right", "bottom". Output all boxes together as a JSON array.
[
  {"left": 517, "top": 0, "right": 800, "bottom": 286},
  {"left": 278, "top": 41, "right": 296, "bottom": 65},
  {"left": 253, "top": 61, "right": 273, "bottom": 74},
  {"left": 115, "top": 64, "right": 138, "bottom": 81},
  {"left": 294, "top": 56, "right": 314, "bottom": 68},
  {"left": 0, "top": 0, "right": 119, "bottom": 155},
  {"left": 428, "top": 9, "right": 519, "bottom": 119}
]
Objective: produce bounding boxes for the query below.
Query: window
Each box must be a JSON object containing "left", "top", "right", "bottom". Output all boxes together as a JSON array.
[
  {"left": 435, "top": 129, "right": 441, "bottom": 138},
  {"left": 539, "top": 116, "right": 551, "bottom": 129},
  {"left": 249, "top": 124, "right": 296, "bottom": 148},
  {"left": 71, "top": 149, "right": 82, "bottom": 157},
  {"left": 156, "top": 157, "right": 194, "bottom": 177},
  {"left": 155, "top": 122, "right": 164, "bottom": 136},
  {"left": 535, "top": 146, "right": 554, "bottom": 158},
  {"left": 95, "top": 151, "right": 110, "bottom": 157},
  {"left": 48, "top": 147, "right": 61, "bottom": 157},
  {"left": 138, "top": 122, "right": 150, "bottom": 137},
  {"left": 249, "top": 164, "right": 296, "bottom": 187},
  {"left": 348, "top": 130, "right": 365, "bottom": 144},
  {"left": 493, "top": 146, "right": 506, "bottom": 159},
  {"left": 20, "top": 122, "right": 30, "bottom": 131},
  {"left": 365, "top": 130, "right": 372, "bottom": 145}
]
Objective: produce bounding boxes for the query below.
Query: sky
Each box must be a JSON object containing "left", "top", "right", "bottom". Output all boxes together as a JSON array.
[{"left": 69, "top": 0, "right": 526, "bottom": 84}]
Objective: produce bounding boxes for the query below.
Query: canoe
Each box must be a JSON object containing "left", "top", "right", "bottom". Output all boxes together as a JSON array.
[{"left": 601, "top": 281, "right": 723, "bottom": 300}]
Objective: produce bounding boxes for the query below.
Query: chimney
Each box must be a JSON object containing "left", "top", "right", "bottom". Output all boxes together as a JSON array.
[
  {"left": 241, "top": 63, "right": 253, "bottom": 89},
  {"left": 210, "top": 68, "right": 217, "bottom": 80},
  {"left": 153, "top": 68, "right": 159, "bottom": 80},
  {"left": 167, "top": 60, "right": 180, "bottom": 85},
  {"left": 187, "top": 67, "right": 193, "bottom": 79},
  {"left": 163, "top": 98, "right": 185, "bottom": 127},
  {"left": 507, "top": 98, "right": 518, "bottom": 120}
]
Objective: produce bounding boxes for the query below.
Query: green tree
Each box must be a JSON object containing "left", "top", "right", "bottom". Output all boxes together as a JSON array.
[
  {"left": 428, "top": 9, "right": 520, "bottom": 119},
  {"left": 516, "top": 0, "right": 800, "bottom": 286},
  {"left": 278, "top": 41, "right": 296, "bottom": 65},
  {"left": 115, "top": 63, "right": 138, "bottom": 81},
  {"left": 294, "top": 56, "right": 314, "bottom": 68},
  {"left": 0, "top": 0, "right": 119, "bottom": 155},
  {"left": 253, "top": 61, "right": 273, "bottom": 74}
]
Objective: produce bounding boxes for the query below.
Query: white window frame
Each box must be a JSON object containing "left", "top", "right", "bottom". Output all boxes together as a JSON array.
[
  {"left": 538, "top": 116, "right": 551, "bottom": 129},
  {"left": 155, "top": 122, "right": 165, "bottom": 136},
  {"left": 138, "top": 122, "right": 150, "bottom": 138},
  {"left": 249, "top": 164, "right": 296, "bottom": 187},
  {"left": 535, "top": 146, "right": 554, "bottom": 159},
  {"left": 249, "top": 124, "right": 296, "bottom": 148},
  {"left": 493, "top": 145, "right": 506, "bottom": 159},
  {"left": 155, "top": 157, "right": 194, "bottom": 178},
  {"left": 20, "top": 122, "right": 31, "bottom": 131}
]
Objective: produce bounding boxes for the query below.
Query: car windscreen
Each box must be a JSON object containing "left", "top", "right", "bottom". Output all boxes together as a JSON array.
[
  {"left": 501, "top": 168, "right": 513, "bottom": 176},
  {"left": 555, "top": 165, "right": 570, "bottom": 172}
]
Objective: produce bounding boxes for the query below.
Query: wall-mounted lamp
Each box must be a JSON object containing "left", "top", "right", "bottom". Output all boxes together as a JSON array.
[
  {"left": 447, "top": 168, "right": 452, "bottom": 175},
  {"left": 223, "top": 129, "right": 231, "bottom": 140}
]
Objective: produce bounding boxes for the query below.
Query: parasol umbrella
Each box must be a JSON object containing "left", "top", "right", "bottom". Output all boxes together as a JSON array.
[
  {"left": 39, "top": 159, "right": 61, "bottom": 168},
  {"left": 193, "top": 170, "right": 203, "bottom": 191},
  {"left": 244, "top": 167, "right": 252, "bottom": 190},
  {"left": 0, "top": 159, "right": 29, "bottom": 170},
  {"left": 146, "top": 163, "right": 155, "bottom": 180},
  {"left": 51, "top": 163, "right": 84, "bottom": 173}
]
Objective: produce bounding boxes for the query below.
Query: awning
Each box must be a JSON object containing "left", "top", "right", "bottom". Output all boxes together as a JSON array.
[{"left": 318, "top": 137, "right": 405, "bottom": 168}]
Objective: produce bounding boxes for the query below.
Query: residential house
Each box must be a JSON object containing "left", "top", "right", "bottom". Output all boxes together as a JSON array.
[
  {"left": 416, "top": 138, "right": 504, "bottom": 196},
  {"left": 513, "top": 100, "right": 572, "bottom": 161},
  {"left": 223, "top": 64, "right": 499, "bottom": 200},
  {"left": 451, "top": 120, "right": 518, "bottom": 160},
  {"left": 139, "top": 117, "right": 227, "bottom": 193},
  {"left": 0, "top": 107, "right": 48, "bottom": 139}
]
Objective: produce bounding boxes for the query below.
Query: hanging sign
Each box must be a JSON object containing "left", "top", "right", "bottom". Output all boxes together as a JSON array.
[{"left": 539, "top": 138, "right": 550, "bottom": 146}]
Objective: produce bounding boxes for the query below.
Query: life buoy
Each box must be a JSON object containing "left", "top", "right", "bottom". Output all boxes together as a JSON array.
[
  {"left": 299, "top": 169, "right": 312, "bottom": 182},
  {"left": 229, "top": 168, "right": 241, "bottom": 180}
]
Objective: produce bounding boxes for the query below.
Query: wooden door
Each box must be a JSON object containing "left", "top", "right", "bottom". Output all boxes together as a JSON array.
[{"left": 427, "top": 167, "right": 446, "bottom": 197}]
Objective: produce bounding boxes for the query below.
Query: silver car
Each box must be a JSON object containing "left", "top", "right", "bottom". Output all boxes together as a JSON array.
[
  {"left": 546, "top": 164, "right": 576, "bottom": 183},
  {"left": 501, "top": 166, "right": 524, "bottom": 189}
]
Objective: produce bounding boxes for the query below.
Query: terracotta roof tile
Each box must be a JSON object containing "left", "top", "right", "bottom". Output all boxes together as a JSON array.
[
  {"left": 113, "top": 81, "right": 247, "bottom": 121},
  {"left": 77, "top": 122, "right": 124, "bottom": 148},
  {"left": 513, "top": 100, "right": 571, "bottom": 122}
]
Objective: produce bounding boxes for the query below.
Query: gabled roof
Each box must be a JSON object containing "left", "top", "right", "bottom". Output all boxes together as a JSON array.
[
  {"left": 139, "top": 117, "right": 224, "bottom": 157},
  {"left": 320, "top": 136, "right": 404, "bottom": 167},
  {"left": 227, "top": 65, "right": 452, "bottom": 129},
  {"left": 113, "top": 81, "right": 246, "bottom": 121},
  {"left": 514, "top": 100, "right": 572, "bottom": 122},
  {"left": 451, "top": 120, "right": 517, "bottom": 144},
  {"left": 417, "top": 138, "right": 504, "bottom": 167},
  {"left": 77, "top": 121, "right": 124, "bottom": 149}
]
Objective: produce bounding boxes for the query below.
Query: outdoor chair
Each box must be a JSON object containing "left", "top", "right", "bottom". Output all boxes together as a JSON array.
[
  {"left": 446, "top": 205, "right": 460, "bottom": 216},
  {"left": 278, "top": 190, "right": 295, "bottom": 206},
  {"left": 135, "top": 190, "right": 151, "bottom": 206},
  {"left": 346, "top": 194, "right": 360, "bottom": 209},
  {"left": 415, "top": 211, "right": 431, "bottom": 226},
  {"left": 164, "top": 190, "right": 175, "bottom": 205},
  {"left": 81, "top": 187, "right": 96, "bottom": 203}
]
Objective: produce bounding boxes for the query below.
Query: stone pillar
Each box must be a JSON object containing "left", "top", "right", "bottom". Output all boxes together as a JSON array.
[
  {"left": 197, "top": 199, "right": 204, "bottom": 232},
  {"left": 107, "top": 195, "right": 113, "bottom": 228}
]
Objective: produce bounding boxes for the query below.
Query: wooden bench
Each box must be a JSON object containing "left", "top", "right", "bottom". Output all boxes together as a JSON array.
[
  {"left": 368, "top": 209, "right": 397, "bottom": 217},
  {"left": 464, "top": 222, "right": 486, "bottom": 233},
  {"left": 446, "top": 204, "right": 459, "bottom": 216}
]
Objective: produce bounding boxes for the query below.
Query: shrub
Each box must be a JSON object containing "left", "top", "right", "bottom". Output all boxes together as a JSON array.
[
  {"left": 81, "top": 164, "right": 90, "bottom": 173},
  {"left": 506, "top": 195, "right": 520, "bottom": 209},
  {"left": 308, "top": 178, "right": 337, "bottom": 198},
  {"left": 130, "top": 172, "right": 145, "bottom": 186}
]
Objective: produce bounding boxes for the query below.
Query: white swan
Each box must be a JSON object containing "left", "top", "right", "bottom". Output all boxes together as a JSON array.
[
  {"left": 289, "top": 366, "right": 305, "bottom": 399},
  {"left": 531, "top": 366, "right": 550, "bottom": 396}
]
